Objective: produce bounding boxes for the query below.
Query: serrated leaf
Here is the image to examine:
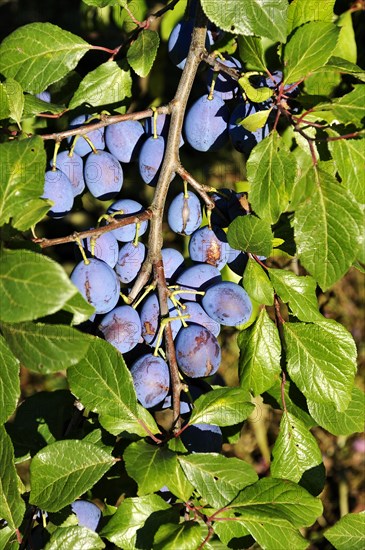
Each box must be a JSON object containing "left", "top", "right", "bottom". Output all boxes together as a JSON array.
[
  {"left": 287, "top": 0, "right": 336, "bottom": 35},
  {"left": 231, "top": 477, "right": 323, "bottom": 527},
  {"left": 0, "top": 335, "right": 20, "bottom": 424},
  {"left": 100, "top": 494, "right": 174, "bottom": 550},
  {"left": 293, "top": 167, "right": 363, "bottom": 289},
  {"left": 313, "top": 85, "right": 365, "bottom": 125},
  {"left": 238, "top": 309, "right": 281, "bottom": 396},
  {"left": 0, "top": 23, "right": 91, "bottom": 93},
  {"left": 227, "top": 215, "right": 273, "bottom": 257},
  {"left": 124, "top": 440, "right": 193, "bottom": 501},
  {"left": 325, "top": 56, "right": 365, "bottom": 82},
  {"left": 1, "top": 322, "right": 91, "bottom": 374},
  {"left": 200, "top": 0, "right": 288, "bottom": 43},
  {"left": 265, "top": 378, "right": 316, "bottom": 429},
  {"left": 0, "top": 136, "right": 48, "bottom": 230},
  {"left": 69, "top": 61, "right": 132, "bottom": 109},
  {"left": 189, "top": 387, "right": 254, "bottom": 426},
  {"left": 246, "top": 131, "right": 297, "bottom": 224},
  {"left": 45, "top": 525, "right": 105, "bottom": 550},
  {"left": 68, "top": 338, "right": 159, "bottom": 437},
  {"left": 0, "top": 426, "right": 26, "bottom": 529},
  {"left": 0, "top": 249, "right": 83, "bottom": 323},
  {"left": 154, "top": 521, "right": 202, "bottom": 550},
  {"left": 324, "top": 511, "right": 365, "bottom": 550},
  {"left": 239, "top": 75, "right": 273, "bottom": 103},
  {"left": 127, "top": 30, "right": 159, "bottom": 78},
  {"left": 328, "top": 133, "right": 365, "bottom": 204},
  {"left": 271, "top": 411, "right": 322, "bottom": 483},
  {"left": 214, "top": 517, "right": 250, "bottom": 547},
  {"left": 240, "top": 108, "right": 272, "bottom": 132},
  {"left": 284, "top": 22, "right": 339, "bottom": 83},
  {"left": 284, "top": 320, "right": 357, "bottom": 412},
  {"left": 29, "top": 440, "right": 114, "bottom": 511},
  {"left": 307, "top": 386, "right": 365, "bottom": 436},
  {"left": 236, "top": 516, "right": 309, "bottom": 550},
  {"left": 243, "top": 258, "right": 274, "bottom": 306},
  {"left": 269, "top": 269, "right": 322, "bottom": 322},
  {"left": 237, "top": 36, "right": 266, "bottom": 71},
  {"left": 178, "top": 453, "right": 258, "bottom": 508},
  {"left": 4, "top": 78, "right": 24, "bottom": 128},
  {"left": 23, "top": 94, "right": 66, "bottom": 117}
]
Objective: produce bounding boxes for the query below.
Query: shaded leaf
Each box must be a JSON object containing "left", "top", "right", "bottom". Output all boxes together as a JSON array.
[
  {"left": 269, "top": 269, "right": 322, "bottom": 321},
  {"left": 287, "top": 0, "right": 335, "bottom": 35},
  {"left": 154, "top": 522, "right": 202, "bottom": 550},
  {"left": 328, "top": 133, "right": 365, "bottom": 203},
  {"left": 0, "top": 426, "right": 26, "bottom": 529},
  {"left": 0, "top": 334, "right": 20, "bottom": 424},
  {"left": 237, "top": 36, "right": 266, "bottom": 71},
  {"left": 4, "top": 78, "right": 24, "bottom": 128}
]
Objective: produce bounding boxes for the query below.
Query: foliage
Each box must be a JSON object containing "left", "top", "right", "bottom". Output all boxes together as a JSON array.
[{"left": 0, "top": 0, "right": 364, "bottom": 549}]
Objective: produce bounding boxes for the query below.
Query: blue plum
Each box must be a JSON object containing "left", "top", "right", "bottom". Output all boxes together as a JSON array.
[
  {"left": 107, "top": 199, "right": 148, "bottom": 242},
  {"left": 130, "top": 354, "right": 170, "bottom": 408},
  {"left": 67, "top": 115, "right": 105, "bottom": 157},
  {"left": 70, "top": 258, "right": 120, "bottom": 314},
  {"left": 181, "top": 423, "right": 222, "bottom": 453},
  {"left": 229, "top": 101, "right": 270, "bottom": 156},
  {"left": 42, "top": 169, "right": 74, "bottom": 218},
  {"left": 167, "top": 191, "right": 202, "bottom": 235},
  {"left": 83, "top": 230, "right": 119, "bottom": 268},
  {"left": 84, "top": 150, "right": 123, "bottom": 200},
  {"left": 161, "top": 248, "right": 184, "bottom": 281},
  {"left": 99, "top": 305, "right": 142, "bottom": 354},
  {"left": 51, "top": 151, "right": 85, "bottom": 196},
  {"left": 184, "top": 95, "right": 229, "bottom": 152},
  {"left": 175, "top": 324, "right": 221, "bottom": 378},
  {"left": 140, "top": 293, "right": 182, "bottom": 345},
  {"left": 175, "top": 263, "right": 222, "bottom": 301},
  {"left": 71, "top": 500, "right": 101, "bottom": 531},
  {"left": 202, "top": 281, "right": 252, "bottom": 326},
  {"left": 188, "top": 225, "right": 229, "bottom": 269},
  {"left": 168, "top": 20, "right": 213, "bottom": 70},
  {"left": 36, "top": 90, "right": 51, "bottom": 103},
  {"left": 183, "top": 302, "right": 220, "bottom": 337},
  {"left": 144, "top": 114, "right": 184, "bottom": 147},
  {"left": 115, "top": 241, "right": 146, "bottom": 283},
  {"left": 105, "top": 120, "right": 145, "bottom": 163},
  {"left": 138, "top": 135, "right": 165, "bottom": 186}
]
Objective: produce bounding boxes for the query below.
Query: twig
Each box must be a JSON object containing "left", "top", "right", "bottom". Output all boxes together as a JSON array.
[{"left": 176, "top": 164, "right": 216, "bottom": 209}]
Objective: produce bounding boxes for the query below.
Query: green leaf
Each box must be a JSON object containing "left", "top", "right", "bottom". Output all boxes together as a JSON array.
[
  {"left": 45, "top": 526, "right": 105, "bottom": 550},
  {"left": 23, "top": 94, "right": 66, "bottom": 117},
  {"left": 29, "top": 440, "right": 114, "bottom": 511},
  {"left": 238, "top": 75, "right": 273, "bottom": 103},
  {"left": 284, "top": 319, "right": 357, "bottom": 412},
  {"left": 0, "top": 249, "right": 83, "bottom": 323},
  {"left": 313, "top": 85, "right": 365, "bottom": 125},
  {"left": 0, "top": 23, "right": 91, "bottom": 93},
  {"left": 328, "top": 134, "right": 365, "bottom": 204},
  {"left": 325, "top": 56, "right": 365, "bottom": 82},
  {"left": 334, "top": 10, "right": 357, "bottom": 64},
  {"left": 69, "top": 61, "right": 132, "bottom": 109},
  {"left": 243, "top": 258, "right": 274, "bottom": 306},
  {"left": 1, "top": 322, "right": 91, "bottom": 374},
  {"left": 284, "top": 22, "right": 340, "bottom": 83},
  {"left": 154, "top": 522, "right": 202, "bottom": 550},
  {"left": 231, "top": 477, "right": 323, "bottom": 527},
  {"left": 240, "top": 108, "right": 272, "bottom": 132},
  {"left": 63, "top": 292, "right": 96, "bottom": 325},
  {"left": 82, "top": 0, "right": 117, "bottom": 6},
  {"left": 227, "top": 215, "right": 273, "bottom": 257},
  {"left": 68, "top": 338, "right": 159, "bottom": 437},
  {"left": 124, "top": 440, "right": 193, "bottom": 501},
  {"left": 4, "top": 78, "right": 24, "bottom": 128},
  {"left": 189, "top": 387, "right": 254, "bottom": 426},
  {"left": 200, "top": 0, "right": 288, "bottom": 43},
  {"left": 232, "top": 516, "right": 308, "bottom": 550},
  {"left": 293, "top": 167, "right": 363, "bottom": 290},
  {"left": 324, "top": 511, "right": 365, "bottom": 550},
  {"left": 214, "top": 517, "right": 250, "bottom": 547},
  {"left": 237, "top": 36, "right": 266, "bottom": 71},
  {"left": 246, "top": 131, "right": 297, "bottom": 224},
  {"left": 287, "top": 0, "right": 336, "bottom": 35},
  {"left": 0, "top": 335, "right": 20, "bottom": 424},
  {"left": 238, "top": 309, "right": 281, "bottom": 396},
  {"left": 307, "top": 386, "right": 365, "bottom": 436},
  {"left": 271, "top": 411, "right": 323, "bottom": 483},
  {"left": 0, "top": 426, "right": 26, "bottom": 529},
  {"left": 268, "top": 269, "right": 322, "bottom": 322},
  {"left": 178, "top": 453, "right": 258, "bottom": 508},
  {"left": 0, "top": 136, "right": 48, "bottom": 230},
  {"left": 0, "top": 82, "right": 10, "bottom": 119},
  {"left": 265, "top": 378, "right": 316, "bottom": 429},
  {"left": 127, "top": 30, "right": 160, "bottom": 78},
  {"left": 0, "top": 525, "right": 18, "bottom": 549},
  {"left": 100, "top": 494, "right": 174, "bottom": 550}
]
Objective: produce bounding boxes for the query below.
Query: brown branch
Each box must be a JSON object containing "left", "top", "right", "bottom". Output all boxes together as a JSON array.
[
  {"left": 200, "top": 51, "right": 242, "bottom": 80},
  {"left": 176, "top": 164, "right": 216, "bottom": 209},
  {"left": 40, "top": 106, "right": 171, "bottom": 141},
  {"left": 32, "top": 210, "right": 152, "bottom": 248}
]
